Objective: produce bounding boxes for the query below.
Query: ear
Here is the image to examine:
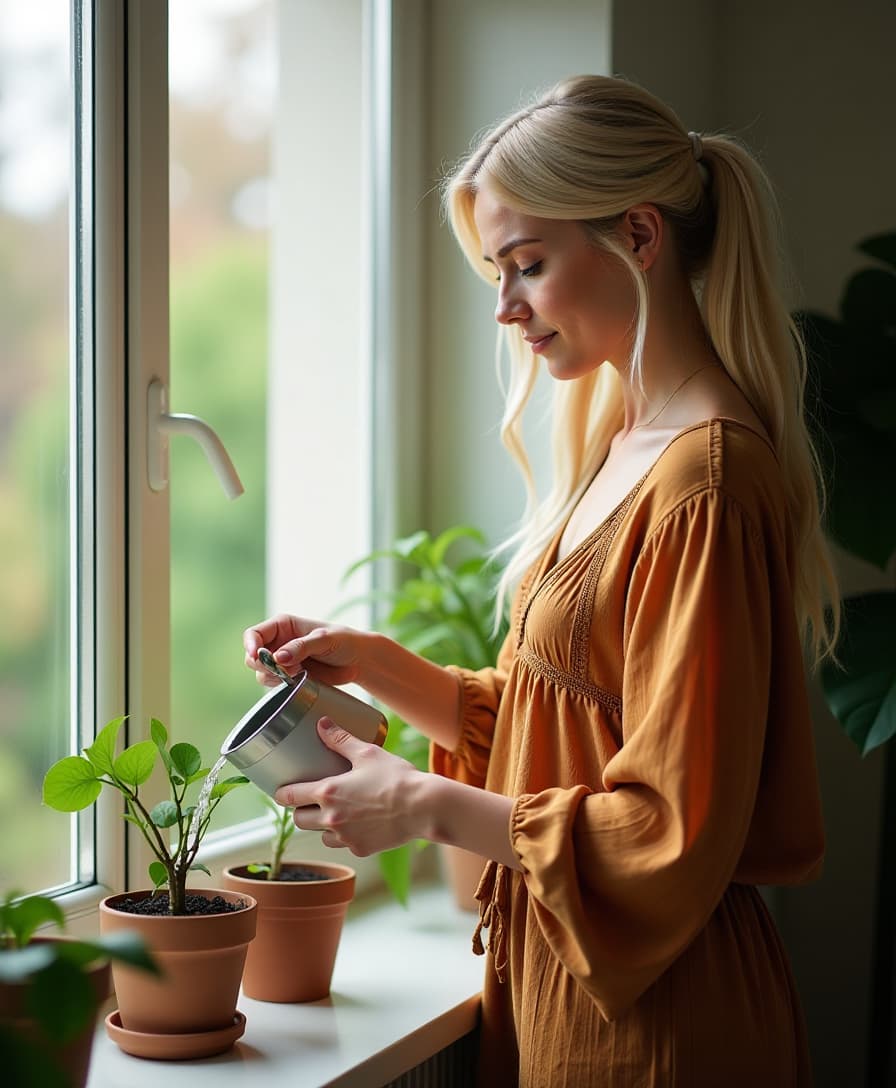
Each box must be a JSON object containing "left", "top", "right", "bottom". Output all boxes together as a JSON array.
[{"left": 619, "top": 204, "right": 664, "bottom": 271}]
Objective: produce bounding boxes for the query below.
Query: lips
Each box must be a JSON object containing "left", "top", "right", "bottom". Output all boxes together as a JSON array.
[{"left": 524, "top": 332, "right": 556, "bottom": 353}]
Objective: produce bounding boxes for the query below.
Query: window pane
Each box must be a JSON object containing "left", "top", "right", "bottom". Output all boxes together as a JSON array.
[
  {"left": 169, "top": 0, "right": 273, "bottom": 830},
  {"left": 0, "top": 1, "right": 75, "bottom": 893}
]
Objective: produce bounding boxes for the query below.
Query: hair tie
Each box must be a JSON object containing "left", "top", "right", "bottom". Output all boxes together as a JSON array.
[{"left": 688, "top": 131, "right": 704, "bottom": 162}]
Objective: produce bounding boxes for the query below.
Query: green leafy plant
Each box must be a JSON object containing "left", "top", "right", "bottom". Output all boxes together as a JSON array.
[
  {"left": 339, "top": 525, "right": 508, "bottom": 904},
  {"left": 42, "top": 717, "right": 249, "bottom": 914},
  {"left": 798, "top": 230, "right": 896, "bottom": 753},
  {"left": 246, "top": 792, "right": 297, "bottom": 881},
  {"left": 1, "top": 890, "right": 157, "bottom": 1087},
  {"left": 797, "top": 230, "right": 896, "bottom": 1088}
]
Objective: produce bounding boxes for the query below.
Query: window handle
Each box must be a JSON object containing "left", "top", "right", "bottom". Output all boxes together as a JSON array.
[{"left": 147, "top": 378, "right": 244, "bottom": 500}]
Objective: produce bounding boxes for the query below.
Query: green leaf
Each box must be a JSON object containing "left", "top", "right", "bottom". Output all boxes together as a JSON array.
[
  {"left": 148, "top": 861, "right": 168, "bottom": 891},
  {"left": 247, "top": 863, "right": 270, "bottom": 874},
  {"left": 170, "top": 743, "right": 202, "bottom": 779},
  {"left": 394, "top": 529, "right": 431, "bottom": 562},
  {"left": 0, "top": 944, "right": 56, "bottom": 981},
  {"left": 1, "top": 894, "right": 65, "bottom": 948},
  {"left": 1, "top": 1022, "right": 69, "bottom": 1088},
  {"left": 823, "top": 422, "right": 896, "bottom": 569},
  {"left": 42, "top": 757, "right": 102, "bottom": 812},
  {"left": 210, "top": 775, "right": 249, "bottom": 798},
  {"left": 858, "top": 232, "right": 896, "bottom": 272},
  {"left": 822, "top": 591, "right": 896, "bottom": 754},
  {"left": 28, "top": 955, "right": 96, "bottom": 1042},
  {"left": 83, "top": 715, "right": 126, "bottom": 775},
  {"left": 377, "top": 844, "right": 413, "bottom": 907},
  {"left": 149, "top": 800, "right": 179, "bottom": 828},
  {"left": 186, "top": 769, "right": 208, "bottom": 786},
  {"left": 431, "top": 524, "right": 484, "bottom": 565},
  {"left": 841, "top": 267, "right": 896, "bottom": 334},
  {"left": 113, "top": 741, "right": 157, "bottom": 788},
  {"left": 55, "top": 931, "right": 159, "bottom": 975},
  {"left": 189, "top": 863, "right": 211, "bottom": 877},
  {"left": 151, "top": 718, "right": 173, "bottom": 774}
]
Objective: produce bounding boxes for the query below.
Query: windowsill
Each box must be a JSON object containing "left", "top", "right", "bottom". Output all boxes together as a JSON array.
[{"left": 85, "top": 882, "right": 483, "bottom": 1087}]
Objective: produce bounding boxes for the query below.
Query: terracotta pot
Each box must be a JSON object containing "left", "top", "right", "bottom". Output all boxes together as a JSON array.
[
  {"left": 441, "top": 845, "right": 487, "bottom": 913},
  {"left": 0, "top": 937, "right": 110, "bottom": 1088},
  {"left": 99, "top": 888, "right": 257, "bottom": 1043},
  {"left": 222, "top": 861, "right": 355, "bottom": 1003}
]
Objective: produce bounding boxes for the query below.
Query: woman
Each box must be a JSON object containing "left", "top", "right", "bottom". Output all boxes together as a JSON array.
[{"left": 244, "top": 75, "right": 839, "bottom": 1086}]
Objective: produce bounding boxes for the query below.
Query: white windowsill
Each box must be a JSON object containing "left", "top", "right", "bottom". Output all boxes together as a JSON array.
[{"left": 85, "top": 883, "right": 483, "bottom": 1088}]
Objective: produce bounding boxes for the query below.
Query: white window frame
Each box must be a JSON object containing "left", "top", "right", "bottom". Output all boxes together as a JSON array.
[{"left": 57, "top": 0, "right": 430, "bottom": 931}]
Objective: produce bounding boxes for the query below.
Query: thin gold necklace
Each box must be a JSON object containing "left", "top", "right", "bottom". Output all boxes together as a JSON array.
[{"left": 629, "top": 363, "right": 717, "bottom": 433}]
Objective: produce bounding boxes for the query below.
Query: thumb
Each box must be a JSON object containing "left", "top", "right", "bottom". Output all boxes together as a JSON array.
[{"left": 316, "top": 716, "right": 360, "bottom": 755}]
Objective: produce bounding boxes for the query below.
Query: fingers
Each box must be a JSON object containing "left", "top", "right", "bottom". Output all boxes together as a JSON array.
[{"left": 243, "top": 614, "right": 321, "bottom": 682}]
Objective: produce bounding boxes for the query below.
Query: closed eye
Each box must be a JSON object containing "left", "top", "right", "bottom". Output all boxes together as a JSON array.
[{"left": 494, "top": 260, "right": 542, "bottom": 284}]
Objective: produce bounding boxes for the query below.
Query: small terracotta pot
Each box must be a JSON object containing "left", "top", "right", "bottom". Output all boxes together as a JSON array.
[
  {"left": 0, "top": 937, "right": 110, "bottom": 1088},
  {"left": 222, "top": 861, "right": 355, "bottom": 1003},
  {"left": 441, "top": 845, "right": 487, "bottom": 913},
  {"left": 99, "top": 888, "right": 257, "bottom": 1039}
]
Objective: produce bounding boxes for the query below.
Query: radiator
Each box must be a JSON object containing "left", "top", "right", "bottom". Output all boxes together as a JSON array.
[{"left": 384, "top": 1026, "right": 479, "bottom": 1088}]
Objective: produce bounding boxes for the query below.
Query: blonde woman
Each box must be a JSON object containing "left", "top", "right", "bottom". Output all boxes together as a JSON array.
[{"left": 245, "top": 75, "right": 838, "bottom": 1086}]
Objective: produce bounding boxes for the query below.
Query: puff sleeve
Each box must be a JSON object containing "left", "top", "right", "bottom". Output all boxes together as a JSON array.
[
  {"left": 509, "top": 489, "right": 782, "bottom": 1020},
  {"left": 429, "top": 626, "right": 516, "bottom": 788}
]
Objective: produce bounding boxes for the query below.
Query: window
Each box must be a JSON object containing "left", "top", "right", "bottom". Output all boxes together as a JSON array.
[{"left": 1, "top": 0, "right": 394, "bottom": 904}]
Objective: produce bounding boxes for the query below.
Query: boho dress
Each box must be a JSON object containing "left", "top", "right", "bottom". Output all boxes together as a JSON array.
[{"left": 431, "top": 419, "right": 822, "bottom": 1087}]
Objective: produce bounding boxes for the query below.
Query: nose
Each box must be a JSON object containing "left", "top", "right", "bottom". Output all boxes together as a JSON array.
[{"left": 495, "top": 281, "right": 531, "bottom": 326}]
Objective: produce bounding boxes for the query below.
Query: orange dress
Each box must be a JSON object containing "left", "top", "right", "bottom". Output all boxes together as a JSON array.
[{"left": 431, "top": 419, "right": 822, "bottom": 1087}]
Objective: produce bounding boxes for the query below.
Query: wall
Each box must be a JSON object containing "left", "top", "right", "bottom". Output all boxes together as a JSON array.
[{"left": 419, "top": 0, "right": 612, "bottom": 541}]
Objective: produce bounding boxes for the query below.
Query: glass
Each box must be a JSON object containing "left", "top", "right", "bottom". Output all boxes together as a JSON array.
[
  {"left": 0, "top": 0, "right": 77, "bottom": 892},
  {"left": 168, "top": 0, "right": 274, "bottom": 830}
]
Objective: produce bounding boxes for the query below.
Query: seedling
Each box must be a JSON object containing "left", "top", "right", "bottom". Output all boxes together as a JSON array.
[{"left": 42, "top": 717, "right": 249, "bottom": 914}]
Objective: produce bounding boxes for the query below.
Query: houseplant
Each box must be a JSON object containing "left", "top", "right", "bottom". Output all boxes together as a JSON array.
[
  {"left": 222, "top": 789, "right": 356, "bottom": 1002},
  {"left": 1, "top": 890, "right": 156, "bottom": 1088},
  {"left": 339, "top": 524, "right": 508, "bottom": 907},
  {"left": 42, "top": 715, "right": 258, "bottom": 1059},
  {"left": 796, "top": 229, "right": 896, "bottom": 1087}
]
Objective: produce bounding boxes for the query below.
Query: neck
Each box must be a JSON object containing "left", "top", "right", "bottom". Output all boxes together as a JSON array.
[{"left": 616, "top": 275, "right": 717, "bottom": 433}]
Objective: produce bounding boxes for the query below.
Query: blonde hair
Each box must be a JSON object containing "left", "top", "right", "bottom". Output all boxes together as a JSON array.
[{"left": 443, "top": 74, "right": 839, "bottom": 666}]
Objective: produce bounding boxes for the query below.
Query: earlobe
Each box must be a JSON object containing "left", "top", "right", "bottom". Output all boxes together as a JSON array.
[{"left": 622, "top": 204, "right": 663, "bottom": 271}]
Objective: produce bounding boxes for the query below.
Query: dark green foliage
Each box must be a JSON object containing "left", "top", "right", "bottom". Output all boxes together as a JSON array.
[
  {"left": 0, "top": 890, "right": 157, "bottom": 1082},
  {"left": 798, "top": 231, "right": 896, "bottom": 753}
]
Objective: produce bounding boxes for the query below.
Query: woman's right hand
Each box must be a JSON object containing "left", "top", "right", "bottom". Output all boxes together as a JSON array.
[{"left": 243, "top": 613, "right": 367, "bottom": 689}]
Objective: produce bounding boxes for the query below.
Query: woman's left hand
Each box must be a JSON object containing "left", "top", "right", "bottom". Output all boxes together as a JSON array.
[{"left": 274, "top": 718, "right": 428, "bottom": 856}]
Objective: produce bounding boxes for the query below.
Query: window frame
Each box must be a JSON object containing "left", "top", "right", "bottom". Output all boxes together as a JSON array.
[{"left": 55, "top": 0, "right": 428, "bottom": 929}]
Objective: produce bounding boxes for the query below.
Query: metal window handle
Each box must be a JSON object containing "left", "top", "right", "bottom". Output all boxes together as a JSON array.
[{"left": 147, "top": 378, "right": 244, "bottom": 500}]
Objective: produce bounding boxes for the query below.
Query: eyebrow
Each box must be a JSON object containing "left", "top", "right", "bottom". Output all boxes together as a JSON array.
[{"left": 483, "top": 237, "right": 542, "bottom": 263}]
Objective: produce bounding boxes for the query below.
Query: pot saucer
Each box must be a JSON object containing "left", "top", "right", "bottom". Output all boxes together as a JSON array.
[{"left": 105, "top": 1009, "right": 246, "bottom": 1060}]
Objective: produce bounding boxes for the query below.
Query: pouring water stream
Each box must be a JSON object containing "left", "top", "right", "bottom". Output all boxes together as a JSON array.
[{"left": 186, "top": 649, "right": 294, "bottom": 851}]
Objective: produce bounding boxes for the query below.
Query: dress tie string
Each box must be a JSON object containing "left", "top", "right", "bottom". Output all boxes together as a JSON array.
[{"left": 472, "top": 859, "right": 511, "bottom": 983}]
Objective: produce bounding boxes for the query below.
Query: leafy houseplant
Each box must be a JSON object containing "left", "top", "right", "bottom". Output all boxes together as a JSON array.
[
  {"left": 340, "top": 525, "right": 509, "bottom": 906},
  {"left": 42, "top": 716, "right": 249, "bottom": 915},
  {"left": 796, "top": 230, "right": 896, "bottom": 1088},
  {"left": 222, "top": 788, "right": 356, "bottom": 1003},
  {"left": 1, "top": 891, "right": 156, "bottom": 1088},
  {"left": 41, "top": 717, "right": 258, "bottom": 1059},
  {"left": 798, "top": 231, "right": 896, "bottom": 753}
]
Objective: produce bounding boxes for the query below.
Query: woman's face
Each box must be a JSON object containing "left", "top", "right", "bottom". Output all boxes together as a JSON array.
[{"left": 472, "top": 182, "right": 636, "bottom": 380}]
